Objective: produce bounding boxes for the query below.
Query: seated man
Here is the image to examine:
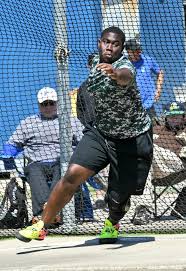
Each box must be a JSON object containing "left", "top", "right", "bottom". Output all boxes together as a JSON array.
[
  {"left": 153, "top": 101, "right": 186, "bottom": 218},
  {"left": 154, "top": 102, "right": 185, "bottom": 159},
  {"left": 132, "top": 102, "right": 186, "bottom": 224},
  {"left": 2, "top": 87, "right": 61, "bottom": 225}
]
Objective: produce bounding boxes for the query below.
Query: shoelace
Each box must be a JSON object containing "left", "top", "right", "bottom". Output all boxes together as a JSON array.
[{"left": 104, "top": 226, "right": 115, "bottom": 233}]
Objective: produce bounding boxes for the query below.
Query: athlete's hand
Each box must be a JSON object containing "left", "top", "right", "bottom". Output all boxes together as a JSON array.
[
  {"left": 96, "top": 63, "right": 133, "bottom": 86},
  {"left": 96, "top": 63, "right": 117, "bottom": 80}
]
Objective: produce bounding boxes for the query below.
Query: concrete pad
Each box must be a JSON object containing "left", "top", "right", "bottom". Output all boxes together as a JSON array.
[{"left": 0, "top": 234, "right": 186, "bottom": 270}]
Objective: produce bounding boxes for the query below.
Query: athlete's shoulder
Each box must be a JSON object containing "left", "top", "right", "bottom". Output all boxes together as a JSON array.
[
  {"left": 91, "top": 54, "right": 99, "bottom": 68},
  {"left": 115, "top": 55, "right": 135, "bottom": 73},
  {"left": 79, "top": 80, "right": 88, "bottom": 92}
]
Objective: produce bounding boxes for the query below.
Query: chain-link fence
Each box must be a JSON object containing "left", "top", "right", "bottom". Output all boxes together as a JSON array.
[{"left": 0, "top": 0, "right": 186, "bottom": 237}]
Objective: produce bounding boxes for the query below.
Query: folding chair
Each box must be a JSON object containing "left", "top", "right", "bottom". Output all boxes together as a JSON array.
[
  {"left": 2, "top": 156, "right": 62, "bottom": 225},
  {"left": 152, "top": 169, "right": 186, "bottom": 220},
  {"left": 0, "top": 156, "right": 29, "bottom": 227},
  {"left": 1, "top": 156, "right": 27, "bottom": 194}
]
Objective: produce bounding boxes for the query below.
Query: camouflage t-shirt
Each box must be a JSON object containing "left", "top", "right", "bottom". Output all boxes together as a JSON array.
[{"left": 86, "top": 54, "right": 151, "bottom": 139}]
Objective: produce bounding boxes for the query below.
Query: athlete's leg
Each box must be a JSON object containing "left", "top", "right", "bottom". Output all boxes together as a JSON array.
[
  {"left": 107, "top": 128, "right": 153, "bottom": 224},
  {"left": 15, "top": 127, "right": 109, "bottom": 242},
  {"left": 42, "top": 164, "right": 94, "bottom": 225},
  {"left": 99, "top": 128, "right": 153, "bottom": 243}
]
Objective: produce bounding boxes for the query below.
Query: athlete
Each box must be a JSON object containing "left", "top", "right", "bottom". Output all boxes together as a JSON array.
[{"left": 16, "top": 26, "right": 153, "bottom": 244}]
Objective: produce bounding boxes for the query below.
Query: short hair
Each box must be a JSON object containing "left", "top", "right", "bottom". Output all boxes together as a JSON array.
[
  {"left": 125, "top": 39, "right": 141, "bottom": 51},
  {"left": 101, "top": 26, "right": 125, "bottom": 45}
]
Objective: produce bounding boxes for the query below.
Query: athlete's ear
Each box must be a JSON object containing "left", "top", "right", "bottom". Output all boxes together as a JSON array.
[{"left": 98, "top": 39, "right": 101, "bottom": 49}]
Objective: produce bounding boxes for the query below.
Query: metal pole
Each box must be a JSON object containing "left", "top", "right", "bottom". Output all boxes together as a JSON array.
[{"left": 54, "top": 0, "right": 76, "bottom": 233}]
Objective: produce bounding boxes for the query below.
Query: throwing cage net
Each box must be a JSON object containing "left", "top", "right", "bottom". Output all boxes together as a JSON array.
[{"left": 0, "top": 0, "right": 186, "bottom": 237}]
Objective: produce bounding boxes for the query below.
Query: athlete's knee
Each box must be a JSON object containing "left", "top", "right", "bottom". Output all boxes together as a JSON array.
[
  {"left": 106, "top": 190, "right": 131, "bottom": 214},
  {"left": 63, "top": 164, "right": 94, "bottom": 186}
]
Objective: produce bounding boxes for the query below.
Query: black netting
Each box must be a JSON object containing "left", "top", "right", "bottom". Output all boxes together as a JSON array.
[{"left": 0, "top": 0, "right": 186, "bottom": 237}]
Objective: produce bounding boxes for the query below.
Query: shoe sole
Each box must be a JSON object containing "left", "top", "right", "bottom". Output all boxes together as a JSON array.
[
  {"left": 99, "top": 238, "right": 118, "bottom": 244},
  {"left": 15, "top": 232, "right": 31, "bottom": 243},
  {"left": 15, "top": 232, "right": 45, "bottom": 242}
]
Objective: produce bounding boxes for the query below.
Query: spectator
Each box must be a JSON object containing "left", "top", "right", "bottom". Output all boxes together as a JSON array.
[
  {"left": 16, "top": 26, "right": 153, "bottom": 244},
  {"left": 131, "top": 101, "right": 186, "bottom": 225},
  {"left": 125, "top": 38, "right": 164, "bottom": 118},
  {"left": 153, "top": 102, "right": 185, "bottom": 153},
  {"left": 153, "top": 102, "right": 186, "bottom": 218},
  {"left": 2, "top": 87, "right": 61, "bottom": 225}
]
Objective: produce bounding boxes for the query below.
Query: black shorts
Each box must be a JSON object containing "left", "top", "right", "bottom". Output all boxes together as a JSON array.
[{"left": 70, "top": 125, "right": 153, "bottom": 195}]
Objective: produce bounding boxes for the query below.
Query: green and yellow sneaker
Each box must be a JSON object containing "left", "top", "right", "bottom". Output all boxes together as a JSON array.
[
  {"left": 15, "top": 220, "right": 48, "bottom": 243},
  {"left": 99, "top": 219, "right": 119, "bottom": 244}
]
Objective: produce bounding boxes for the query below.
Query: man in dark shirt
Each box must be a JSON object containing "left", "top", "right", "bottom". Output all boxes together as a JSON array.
[{"left": 16, "top": 26, "right": 153, "bottom": 244}]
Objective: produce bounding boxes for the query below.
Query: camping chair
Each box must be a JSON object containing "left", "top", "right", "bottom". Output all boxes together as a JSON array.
[
  {"left": 1, "top": 156, "right": 27, "bottom": 196},
  {"left": 1, "top": 156, "right": 63, "bottom": 226},
  {"left": 0, "top": 156, "right": 29, "bottom": 227},
  {"left": 152, "top": 169, "right": 186, "bottom": 220}
]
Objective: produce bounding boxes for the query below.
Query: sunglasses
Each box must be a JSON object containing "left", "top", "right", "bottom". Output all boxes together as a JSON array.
[{"left": 40, "top": 101, "right": 56, "bottom": 107}]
